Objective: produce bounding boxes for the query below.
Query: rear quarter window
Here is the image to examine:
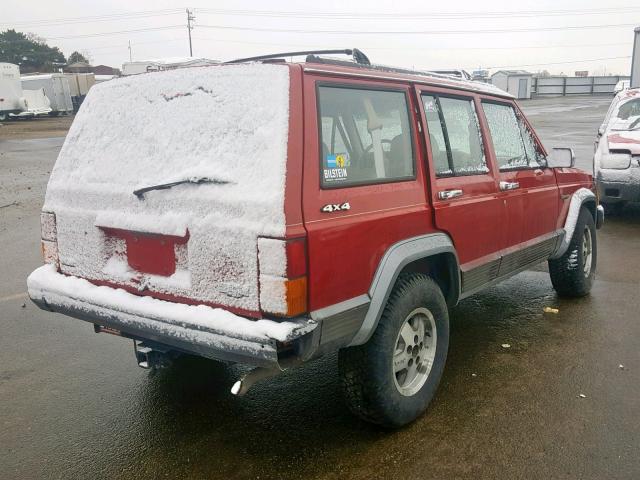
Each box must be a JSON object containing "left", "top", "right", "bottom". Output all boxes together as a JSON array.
[{"left": 317, "top": 85, "right": 415, "bottom": 188}]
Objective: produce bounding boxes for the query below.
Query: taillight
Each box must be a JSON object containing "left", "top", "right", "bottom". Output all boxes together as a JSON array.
[
  {"left": 40, "top": 212, "right": 59, "bottom": 268},
  {"left": 258, "top": 237, "right": 308, "bottom": 317}
]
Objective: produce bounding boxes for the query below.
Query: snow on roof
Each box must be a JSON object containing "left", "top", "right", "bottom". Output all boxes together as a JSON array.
[
  {"left": 124, "top": 57, "right": 219, "bottom": 67},
  {"left": 491, "top": 70, "right": 532, "bottom": 77}
]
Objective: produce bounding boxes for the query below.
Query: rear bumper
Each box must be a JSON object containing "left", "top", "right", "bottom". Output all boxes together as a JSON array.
[{"left": 27, "top": 265, "right": 318, "bottom": 368}]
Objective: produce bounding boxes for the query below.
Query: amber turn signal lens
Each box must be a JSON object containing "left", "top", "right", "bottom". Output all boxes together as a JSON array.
[{"left": 285, "top": 276, "right": 307, "bottom": 317}]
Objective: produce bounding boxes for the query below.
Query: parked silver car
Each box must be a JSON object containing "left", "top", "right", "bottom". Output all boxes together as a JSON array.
[{"left": 594, "top": 88, "right": 640, "bottom": 213}]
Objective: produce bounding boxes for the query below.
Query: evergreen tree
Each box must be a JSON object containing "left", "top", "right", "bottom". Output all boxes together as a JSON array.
[{"left": 0, "top": 29, "right": 66, "bottom": 72}]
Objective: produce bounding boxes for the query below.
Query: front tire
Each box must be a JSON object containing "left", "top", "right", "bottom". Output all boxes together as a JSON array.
[
  {"left": 549, "top": 207, "right": 597, "bottom": 297},
  {"left": 339, "top": 274, "right": 449, "bottom": 428}
]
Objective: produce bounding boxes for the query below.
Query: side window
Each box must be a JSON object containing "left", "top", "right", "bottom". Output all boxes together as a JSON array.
[
  {"left": 318, "top": 86, "right": 415, "bottom": 188},
  {"left": 422, "top": 95, "right": 488, "bottom": 177},
  {"left": 482, "top": 102, "right": 544, "bottom": 170}
]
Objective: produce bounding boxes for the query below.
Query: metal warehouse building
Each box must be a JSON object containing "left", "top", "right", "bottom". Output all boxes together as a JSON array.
[{"left": 490, "top": 70, "right": 533, "bottom": 99}]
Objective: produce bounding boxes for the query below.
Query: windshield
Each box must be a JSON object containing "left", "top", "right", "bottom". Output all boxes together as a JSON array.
[{"left": 610, "top": 98, "right": 640, "bottom": 131}]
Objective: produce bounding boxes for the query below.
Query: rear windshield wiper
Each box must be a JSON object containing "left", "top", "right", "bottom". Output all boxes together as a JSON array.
[{"left": 133, "top": 177, "right": 230, "bottom": 199}]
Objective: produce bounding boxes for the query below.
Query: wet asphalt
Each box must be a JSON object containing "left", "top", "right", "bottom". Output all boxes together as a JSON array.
[{"left": 1, "top": 96, "right": 639, "bottom": 479}]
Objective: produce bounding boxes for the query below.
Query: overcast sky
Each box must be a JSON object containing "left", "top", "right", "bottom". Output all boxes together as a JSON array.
[{"left": 2, "top": 0, "right": 639, "bottom": 75}]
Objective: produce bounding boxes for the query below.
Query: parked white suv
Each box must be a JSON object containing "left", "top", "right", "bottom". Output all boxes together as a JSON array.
[{"left": 594, "top": 88, "right": 640, "bottom": 213}]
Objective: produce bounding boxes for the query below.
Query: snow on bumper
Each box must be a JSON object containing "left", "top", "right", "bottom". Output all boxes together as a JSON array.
[{"left": 27, "top": 265, "right": 317, "bottom": 367}]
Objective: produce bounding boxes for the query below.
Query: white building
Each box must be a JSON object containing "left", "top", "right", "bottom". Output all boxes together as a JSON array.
[{"left": 490, "top": 70, "right": 533, "bottom": 99}]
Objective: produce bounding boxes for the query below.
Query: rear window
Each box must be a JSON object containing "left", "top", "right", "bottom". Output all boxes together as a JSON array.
[
  {"left": 318, "top": 86, "right": 415, "bottom": 188},
  {"left": 49, "top": 64, "right": 290, "bottom": 208}
]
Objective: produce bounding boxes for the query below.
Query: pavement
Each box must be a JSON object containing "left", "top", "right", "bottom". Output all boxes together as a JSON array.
[{"left": 1, "top": 96, "right": 639, "bottom": 480}]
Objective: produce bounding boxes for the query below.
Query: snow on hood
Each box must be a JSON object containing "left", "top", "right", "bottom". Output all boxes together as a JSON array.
[{"left": 607, "top": 131, "right": 640, "bottom": 155}]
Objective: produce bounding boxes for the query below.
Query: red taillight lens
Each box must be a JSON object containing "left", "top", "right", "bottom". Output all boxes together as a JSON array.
[
  {"left": 285, "top": 238, "right": 307, "bottom": 278},
  {"left": 40, "top": 212, "right": 59, "bottom": 267},
  {"left": 258, "top": 237, "right": 308, "bottom": 317}
]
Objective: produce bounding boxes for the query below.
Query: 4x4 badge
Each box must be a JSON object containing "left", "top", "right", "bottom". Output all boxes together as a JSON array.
[{"left": 321, "top": 202, "right": 351, "bottom": 213}]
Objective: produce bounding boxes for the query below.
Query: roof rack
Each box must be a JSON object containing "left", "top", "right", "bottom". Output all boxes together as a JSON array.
[
  {"left": 224, "top": 48, "right": 475, "bottom": 85},
  {"left": 306, "top": 58, "right": 469, "bottom": 83},
  {"left": 225, "top": 48, "right": 370, "bottom": 65}
]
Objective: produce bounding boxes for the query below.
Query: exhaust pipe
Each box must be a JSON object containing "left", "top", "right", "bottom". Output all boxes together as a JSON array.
[{"left": 231, "top": 366, "right": 282, "bottom": 396}]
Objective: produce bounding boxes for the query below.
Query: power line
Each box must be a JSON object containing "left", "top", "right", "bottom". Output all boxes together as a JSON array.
[
  {"left": 1, "top": 9, "right": 183, "bottom": 27},
  {"left": 487, "top": 55, "right": 632, "bottom": 69},
  {"left": 195, "top": 6, "right": 640, "bottom": 20},
  {"left": 196, "top": 22, "right": 640, "bottom": 35},
  {"left": 193, "top": 36, "right": 629, "bottom": 52},
  {"left": 79, "top": 38, "right": 187, "bottom": 52},
  {"left": 5, "top": 5, "right": 638, "bottom": 27},
  {"left": 45, "top": 25, "right": 183, "bottom": 40}
]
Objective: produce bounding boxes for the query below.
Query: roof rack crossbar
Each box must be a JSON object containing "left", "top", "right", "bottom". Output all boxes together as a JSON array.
[{"left": 225, "top": 48, "right": 370, "bottom": 65}]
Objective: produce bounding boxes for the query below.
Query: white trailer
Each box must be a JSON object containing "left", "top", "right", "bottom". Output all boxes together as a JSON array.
[
  {"left": 0, "top": 63, "right": 26, "bottom": 121},
  {"left": 21, "top": 73, "right": 73, "bottom": 115},
  {"left": 64, "top": 73, "right": 95, "bottom": 97},
  {"left": 64, "top": 73, "right": 95, "bottom": 111}
]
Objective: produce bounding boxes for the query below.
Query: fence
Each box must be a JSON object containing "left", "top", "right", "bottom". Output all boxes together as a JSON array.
[{"left": 532, "top": 75, "right": 629, "bottom": 96}]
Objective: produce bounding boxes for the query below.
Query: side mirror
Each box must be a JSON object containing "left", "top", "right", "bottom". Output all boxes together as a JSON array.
[
  {"left": 548, "top": 148, "right": 575, "bottom": 168},
  {"left": 600, "top": 152, "right": 631, "bottom": 170},
  {"left": 597, "top": 125, "right": 605, "bottom": 136}
]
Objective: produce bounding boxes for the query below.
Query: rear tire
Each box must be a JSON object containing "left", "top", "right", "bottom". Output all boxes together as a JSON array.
[
  {"left": 0, "top": 112, "right": 7, "bottom": 122},
  {"left": 339, "top": 274, "right": 449, "bottom": 428},
  {"left": 549, "top": 207, "right": 597, "bottom": 297}
]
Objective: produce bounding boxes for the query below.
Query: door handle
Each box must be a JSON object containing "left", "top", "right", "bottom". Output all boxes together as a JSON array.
[
  {"left": 438, "top": 189, "right": 463, "bottom": 200},
  {"left": 499, "top": 181, "right": 520, "bottom": 191}
]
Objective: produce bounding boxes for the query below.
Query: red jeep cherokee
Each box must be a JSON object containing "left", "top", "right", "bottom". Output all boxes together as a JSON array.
[{"left": 28, "top": 50, "right": 604, "bottom": 427}]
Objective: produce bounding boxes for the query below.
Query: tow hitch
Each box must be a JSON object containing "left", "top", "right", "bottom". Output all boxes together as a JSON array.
[{"left": 134, "top": 341, "right": 178, "bottom": 369}]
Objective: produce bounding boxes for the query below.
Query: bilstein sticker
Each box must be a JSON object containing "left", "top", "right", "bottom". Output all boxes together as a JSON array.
[
  {"left": 325, "top": 153, "right": 350, "bottom": 182},
  {"left": 324, "top": 168, "right": 348, "bottom": 181}
]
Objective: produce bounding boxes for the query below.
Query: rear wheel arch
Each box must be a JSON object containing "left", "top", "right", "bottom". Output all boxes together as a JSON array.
[
  {"left": 348, "top": 233, "right": 460, "bottom": 347},
  {"left": 397, "top": 252, "right": 459, "bottom": 308}
]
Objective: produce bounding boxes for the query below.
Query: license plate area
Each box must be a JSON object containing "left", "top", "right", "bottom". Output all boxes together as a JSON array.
[{"left": 100, "top": 227, "right": 189, "bottom": 277}]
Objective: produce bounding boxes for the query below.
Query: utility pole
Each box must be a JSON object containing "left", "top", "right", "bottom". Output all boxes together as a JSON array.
[
  {"left": 631, "top": 26, "right": 640, "bottom": 88},
  {"left": 128, "top": 40, "right": 132, "bottom": 62},
  {"left": 186, "top": 8, "right": 195, "bottom": 57}
]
